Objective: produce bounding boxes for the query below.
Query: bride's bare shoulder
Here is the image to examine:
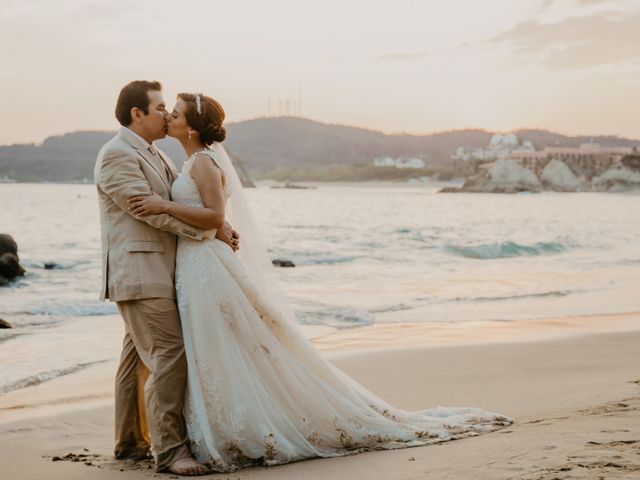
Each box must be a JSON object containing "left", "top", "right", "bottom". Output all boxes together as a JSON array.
[
  {"left": 190, "top": 152, "right": 225, "bottom": 185},
  {"left": 193, "top": 151, "right": 222, "bottom": 171}
]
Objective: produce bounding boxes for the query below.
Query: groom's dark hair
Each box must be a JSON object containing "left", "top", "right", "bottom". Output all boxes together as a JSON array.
[{"left": 115, "top": 80, "right": 162, "bottom": 126}]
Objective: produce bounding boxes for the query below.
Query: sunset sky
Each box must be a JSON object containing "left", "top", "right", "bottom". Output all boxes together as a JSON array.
[{"left": 1, "top": 0, "right": 639, "bottom": 145}]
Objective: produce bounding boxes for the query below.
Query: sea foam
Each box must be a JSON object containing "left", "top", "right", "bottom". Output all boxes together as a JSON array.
[
  {"left": 0, "top": 360, "right": 109, "bottom": 395},
  {"left": 444, "top": 241, "right": 568, "bottom": 259}
]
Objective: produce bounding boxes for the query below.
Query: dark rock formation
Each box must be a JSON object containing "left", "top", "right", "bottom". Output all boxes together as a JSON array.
[
  {"left": 272, "top": 259, "right": 296, "bottom": 268},
  {"left": 270, "top": 182, "right": 316, "bottom": 189},
  {"left": 0, "top": 318, "right": 12, "bottom": 328},
  {"left": 622, "top": 154, "right": 640, "bottom": 171},
  {"left": 438, "top": 186, "right": 462, "bottom": 193},
  {"left": 0, "top": 234, "right": 25, "bottom": 285},
  {"left": 440, "top": 171, "right": 542, "bottom": 194},
  {"left": 0, "top": 253, "right": 24, "bottom": 277},
  {"left": 0, "top": 234, "right": 18, "bottom": 255}
]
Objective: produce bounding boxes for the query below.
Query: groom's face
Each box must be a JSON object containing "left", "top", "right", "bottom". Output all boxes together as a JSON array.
[{"left": 139, "top": 90, "right": 169, "bottom": 142}]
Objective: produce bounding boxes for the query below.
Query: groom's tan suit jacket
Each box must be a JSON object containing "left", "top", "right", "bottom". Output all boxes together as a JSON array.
[{"left": 94, "top": 127, "right": 204, "bottom": 301}]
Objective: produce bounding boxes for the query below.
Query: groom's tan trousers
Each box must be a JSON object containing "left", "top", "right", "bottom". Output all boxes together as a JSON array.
[{"left": 115, "top": 298, "right": 191, "bottom": 472}]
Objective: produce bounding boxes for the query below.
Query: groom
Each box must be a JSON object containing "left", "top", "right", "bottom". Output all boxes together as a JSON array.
[{"left": 95, "top": 80, "right": 238, "bottom": 475}]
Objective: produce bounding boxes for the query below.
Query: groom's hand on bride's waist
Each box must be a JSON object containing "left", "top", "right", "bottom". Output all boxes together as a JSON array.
[{"left": 216, "top": 221, "right": 240, "bottom": 251}]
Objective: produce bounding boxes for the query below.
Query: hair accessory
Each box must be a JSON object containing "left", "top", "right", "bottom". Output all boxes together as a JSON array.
[{"left": 194, "top": 93, "right": 203, "bottom": 115}]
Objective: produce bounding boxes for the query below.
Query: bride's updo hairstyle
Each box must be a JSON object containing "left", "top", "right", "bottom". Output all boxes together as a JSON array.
[{"left": 178, "top": 93, "right": 227, "bottom": 145}]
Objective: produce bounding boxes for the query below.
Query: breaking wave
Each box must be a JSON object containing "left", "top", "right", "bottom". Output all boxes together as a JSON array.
[
  {"left": 0, "top": 360, "right": 109, "bottom": 395},
  {"left": 444, "top": 241, "right": 568, "bottom": 259},
  {"left": 294, "top": 255, "right": 357, "bottom": 266},
  {"left": 297, "top": 308, "right": 374, "bottom": 329},
  {"left": 28, "top": 302, "right": 117, "bottom": 317}
]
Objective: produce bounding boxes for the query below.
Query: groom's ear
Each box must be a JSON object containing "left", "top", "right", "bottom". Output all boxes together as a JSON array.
[{"left": 130, "top": 107, "right": 144, "bottom": 124}]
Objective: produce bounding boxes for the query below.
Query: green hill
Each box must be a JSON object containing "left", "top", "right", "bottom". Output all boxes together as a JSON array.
[{"left": 0, "top": 117, "right": 637, "bottom": 183}]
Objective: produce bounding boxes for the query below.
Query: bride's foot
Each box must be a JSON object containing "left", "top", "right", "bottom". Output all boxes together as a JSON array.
[{"left": 167, "top": 457, "right": 208, "bottom": 476}]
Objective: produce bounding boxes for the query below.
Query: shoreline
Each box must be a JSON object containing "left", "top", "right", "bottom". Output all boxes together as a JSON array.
[
  {"left": 1, "top": 311, "right": 639, "bottom": 425},
  {"left": 312, "top": 310, "right": 640, "bottom": 353},
  {"left": 1, "top": 327, "right": 639, "bottom": 479}
]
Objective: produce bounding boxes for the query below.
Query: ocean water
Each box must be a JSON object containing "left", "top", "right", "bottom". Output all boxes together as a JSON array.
[{"left": 1, "top": 183, "right": 640, "bottom": 397}]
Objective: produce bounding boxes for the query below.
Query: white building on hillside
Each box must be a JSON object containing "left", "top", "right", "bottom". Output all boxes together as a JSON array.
[
  {"left": 510, "top": 143, "right": 634, "bottom": 161},
  {"left": 373, "top": 156, "right": 396, "bottom": 167},
  {"left": 452, "top": 132, "right": 535, "bottom": 161},
  {"left": 372, "top": 156, "right": 426, "bottom": 169},
  {"left": 509, "top": 143, "right": 635, "bottom": 177},
  {"left": 396, "top": 156, "right": 426, "bottom": 169}
]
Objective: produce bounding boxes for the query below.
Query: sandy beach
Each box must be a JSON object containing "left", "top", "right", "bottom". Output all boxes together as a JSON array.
[{"left": 1, "top": 313, "right": 639, "bottom": 479}]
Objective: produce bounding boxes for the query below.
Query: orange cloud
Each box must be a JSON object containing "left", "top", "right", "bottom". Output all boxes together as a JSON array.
[{"left": 489, "top": 11, "right": 640, "bottom": 69}]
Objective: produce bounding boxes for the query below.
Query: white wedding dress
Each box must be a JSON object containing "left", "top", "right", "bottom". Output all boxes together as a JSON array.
[{"left": 172, "top": 145, "right": 511, "bottom": 472}]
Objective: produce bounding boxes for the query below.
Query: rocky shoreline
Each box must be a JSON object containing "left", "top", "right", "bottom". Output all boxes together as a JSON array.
[
  {"left": 0, "top": 234, "right": 25, "bottom": 286},
  {"left": 441, "top": 154, "right": 640, "bottom": 193}
]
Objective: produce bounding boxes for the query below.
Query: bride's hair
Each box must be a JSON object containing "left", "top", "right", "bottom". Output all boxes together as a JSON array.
[{"left": 177, "top": 93, "right": 227, "bottom": 145}]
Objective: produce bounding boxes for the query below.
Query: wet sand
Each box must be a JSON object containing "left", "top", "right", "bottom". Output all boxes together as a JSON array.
[{"left": 1, "top": 315, "right": 639, "bottom": 479}]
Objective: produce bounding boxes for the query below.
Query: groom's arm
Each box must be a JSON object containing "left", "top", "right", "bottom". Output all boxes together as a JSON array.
[{"left": 98, "top": 149, "right": 204, "bottom": 241}]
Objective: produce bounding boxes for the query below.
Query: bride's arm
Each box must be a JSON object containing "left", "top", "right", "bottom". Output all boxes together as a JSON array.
[{"left": 128, "top": 154, "right": 225, "bottom": 230}]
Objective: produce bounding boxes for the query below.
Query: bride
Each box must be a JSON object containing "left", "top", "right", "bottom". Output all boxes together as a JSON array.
[{"left": 128, "top": 93, "right": 512, "bottom": 473}]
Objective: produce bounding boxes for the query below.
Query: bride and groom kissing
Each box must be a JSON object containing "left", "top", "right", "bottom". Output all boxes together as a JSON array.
[{"left": 95, "top": 80, "right": 511, "bottom": 476}]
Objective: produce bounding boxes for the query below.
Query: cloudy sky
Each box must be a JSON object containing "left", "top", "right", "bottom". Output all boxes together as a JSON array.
[{"left": 1, "top": 0, "right": 639, "bottom": 144}]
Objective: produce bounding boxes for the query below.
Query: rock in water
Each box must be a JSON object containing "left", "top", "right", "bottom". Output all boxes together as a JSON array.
[
  {"left": 271, "top": 182, "right": 316, "bottom": 190},
  {"left": 272, "top": 259, "right": 296, "bottom": 268},
  {"left": 0, "top": 234, "right": 26, "bottom": 285},
  {"left": 592, "top": 165, "right": 640, "bottom": 191},
  {"left": 622, "top": 154, "right": 640, "bottom": 171},
  {"left": 540, "top": 160, "right": 582, "bottom": 191},
  {"left": 445, "top": 159, "right": 543, "bottom": 193},
  {"left": 0, "top": 234, "right": 18, "bottom": 256},
  {"left": 0, "top": 253, "right": 25, "bottom": 279},
  {"left": 488, "top": 159, "right": 542, "bottom": 189},
  {"left": 0, "top": 318, "right": 12, "bottom": 329}
]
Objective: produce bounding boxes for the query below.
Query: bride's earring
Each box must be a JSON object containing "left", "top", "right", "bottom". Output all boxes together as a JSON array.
[{"left": 188, "top": 131, "right": 192, "bottom": 140}]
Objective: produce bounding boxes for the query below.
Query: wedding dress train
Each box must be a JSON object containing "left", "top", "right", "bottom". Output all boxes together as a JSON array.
[{"left": 172, "top": 145, "right": 511, "bottom": 472}]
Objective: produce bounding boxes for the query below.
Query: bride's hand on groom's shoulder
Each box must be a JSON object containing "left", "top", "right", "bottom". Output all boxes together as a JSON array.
[
  {"left": 216, "top": 221, "right": 240, "bottom": 252},
  {"left": 128, "top": 192, "right": 168, "bottom": 216}
]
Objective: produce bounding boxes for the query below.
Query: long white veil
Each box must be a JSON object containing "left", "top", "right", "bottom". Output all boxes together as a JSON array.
[
  {"left": 208, "top": 141, "right": 423, "bottom": 412},
  {"left": 208, "top": 143, "right": 314, "bottom": 346}
]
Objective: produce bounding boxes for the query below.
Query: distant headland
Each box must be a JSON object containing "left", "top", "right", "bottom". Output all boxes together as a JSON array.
[{"left": 0, "top": 117, "right": 638, "bottom": 191}]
